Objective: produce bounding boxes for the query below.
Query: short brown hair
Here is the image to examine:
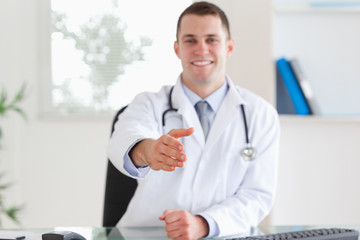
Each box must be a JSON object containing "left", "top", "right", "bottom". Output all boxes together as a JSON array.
[{"left": 176, "top": 1, "right": 231, "bottom": 40}]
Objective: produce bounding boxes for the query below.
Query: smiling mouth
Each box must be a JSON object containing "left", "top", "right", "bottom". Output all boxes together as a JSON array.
[{"left": 192, "top": 60, "right": 213, "bottom": 66}]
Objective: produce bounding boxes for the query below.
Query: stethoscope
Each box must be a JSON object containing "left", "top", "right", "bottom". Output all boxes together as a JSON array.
[{"left": 161, "top": 86, "right": 257, "bottom": 161}]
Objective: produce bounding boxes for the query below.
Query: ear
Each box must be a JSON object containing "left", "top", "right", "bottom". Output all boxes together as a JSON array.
[
  {"left": 226, "top": 38, "right": 235, "bottom": 58},
  {"left": 174, "top": 41, "right": 180, "bottom": 59}
]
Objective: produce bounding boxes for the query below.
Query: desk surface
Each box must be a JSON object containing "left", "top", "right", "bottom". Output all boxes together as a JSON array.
[{"left": 1, "top": 226, "right": 360, "bottom": 240}]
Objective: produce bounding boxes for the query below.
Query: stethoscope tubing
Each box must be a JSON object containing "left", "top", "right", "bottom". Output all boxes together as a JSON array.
[
  {"left": 240, "top": 104, "right": 250, "bottom": 145},
  {"left": 162, "top": 86, "right": 177, "bottom": 126},
  {"left": 161, "top": 86, "right": 256, "bottom": 160}
]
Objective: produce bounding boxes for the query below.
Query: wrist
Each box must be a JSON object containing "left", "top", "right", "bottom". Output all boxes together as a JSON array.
[
  {"left": 195, "top": 215, "right": 210, "bottom": 238},
  {"left": 129, "top": 139, "right": 151, "bottom": 167}
]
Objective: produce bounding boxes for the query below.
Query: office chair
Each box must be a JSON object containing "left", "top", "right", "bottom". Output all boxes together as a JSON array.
[{"left": 103, "top": 106, "right": 138, "bottom": 227}]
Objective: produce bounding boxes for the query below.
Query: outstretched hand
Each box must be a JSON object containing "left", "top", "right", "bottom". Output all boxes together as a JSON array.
[{"left": 129, "top": 127, "right": 194, "bottom": 171}]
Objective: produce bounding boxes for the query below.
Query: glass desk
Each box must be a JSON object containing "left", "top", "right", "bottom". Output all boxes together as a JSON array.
[{"left": 1, "top": 226, "right": 359, "bottom": 240}]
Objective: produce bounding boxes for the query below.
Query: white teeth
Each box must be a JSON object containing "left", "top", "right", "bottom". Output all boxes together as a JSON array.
[{"left": 193, "top": 61, "right": 211, "bottom": 66}]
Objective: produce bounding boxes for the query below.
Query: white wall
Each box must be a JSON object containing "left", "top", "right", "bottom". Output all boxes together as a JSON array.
[
  {"left": 0, "top": 0, "right": 109, "bottom": 228},
  {"left": 1, "top": 0, "right": 360, "bottom": 229},
  {"left": 213, "top": 0, "right": 275, "bottom": 103},
  {"left": 272, "top": 117, "right": 360, "bottom": 225},
  {"left": 271, "top": 4, "right": 360, "bottom": 225}
]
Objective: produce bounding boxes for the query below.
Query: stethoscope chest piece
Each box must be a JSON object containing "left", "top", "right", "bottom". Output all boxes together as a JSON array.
[{"left": 241, "top": 143, "right": 257, "bottom": 161}]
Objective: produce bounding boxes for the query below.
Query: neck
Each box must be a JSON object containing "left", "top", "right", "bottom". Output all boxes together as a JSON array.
[{"left": 181, "top": 74, "right": 226, "bottom": 99}]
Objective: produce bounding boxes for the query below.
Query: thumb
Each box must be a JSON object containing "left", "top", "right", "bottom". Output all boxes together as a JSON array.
[
  {"left": 159, "top": 209, "right": 177, "bottom": 221},
  {"left": 158, "top": 210, "right": 168, "bottom": 221},
  {"left": 168, "top": 127, "right": 194, "bottom": 139}
]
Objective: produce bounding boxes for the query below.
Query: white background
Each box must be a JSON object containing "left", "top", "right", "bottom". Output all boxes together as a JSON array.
[{"left": 0, "top": 0, "right": 360, "bottom": 229}]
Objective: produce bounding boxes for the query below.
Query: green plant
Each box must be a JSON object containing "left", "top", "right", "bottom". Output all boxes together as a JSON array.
[
  {"left": 0, "top": 173, "right": 23, "bottom": 226},
  {"left": 0, "top": 84, "right": 26, "bottom": 226},
  {"left": 0, "top": 84, "right": 26, "bottom": 140}
]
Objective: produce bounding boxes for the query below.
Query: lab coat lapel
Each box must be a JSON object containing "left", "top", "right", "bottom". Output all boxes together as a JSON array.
[
  {"left": 205, "top": 80, "right": 244, "bottom": 149},
  {"left": 172, "top": 80, "right": 205, "bottom": 147}
]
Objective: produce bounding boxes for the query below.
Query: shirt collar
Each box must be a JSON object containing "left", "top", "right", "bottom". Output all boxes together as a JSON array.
[{"left": 181, "top": 78, "right": 229, "bottom": 113}]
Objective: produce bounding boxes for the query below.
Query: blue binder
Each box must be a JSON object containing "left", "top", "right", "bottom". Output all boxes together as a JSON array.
[
  {"left": 276, "top": 58, "right": 311, "bottom": 115},
  {"left": 276, "top": 66, "right": 296, "bottom": 114}
]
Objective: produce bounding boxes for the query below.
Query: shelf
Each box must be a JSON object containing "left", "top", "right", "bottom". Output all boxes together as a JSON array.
[
  {"left": 279, "top": 115, "right": 360, "bottom": 124},
  {"left": 274, "top": 6, "right": 360, "bottom": 14},
  {"left": 274, "top": 4, "right": 360, "bottom": 13}
]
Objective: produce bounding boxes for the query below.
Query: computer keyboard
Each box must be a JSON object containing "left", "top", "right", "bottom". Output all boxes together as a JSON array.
[{"left": 230, "top": 228, "right": 359, "bottom": 240}]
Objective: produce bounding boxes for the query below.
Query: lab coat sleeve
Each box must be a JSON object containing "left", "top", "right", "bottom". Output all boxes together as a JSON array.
[
  {"left": 197, "top": 104, "right": 280, "bottom": 237},
  {"left": 122, "top": 138, "right": 150, "bottom": 178},
  {"left": 197, "top": 213, "right": 220, "bottom": 237},
  {"left": 107, "top": 90, "right": 165, "bottom": 178}
]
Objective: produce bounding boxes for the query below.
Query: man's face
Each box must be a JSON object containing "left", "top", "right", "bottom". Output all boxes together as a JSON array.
[{"left": 174, "top": 14, "right": 234, "bottom": 93}]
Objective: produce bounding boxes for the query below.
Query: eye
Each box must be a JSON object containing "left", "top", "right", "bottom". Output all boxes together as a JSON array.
[
  {"left": 207, "top": 38, "right": 218, "bottom": 43},
  {"left": 184, "top": 39, "right": 196, "bottom": 44}
]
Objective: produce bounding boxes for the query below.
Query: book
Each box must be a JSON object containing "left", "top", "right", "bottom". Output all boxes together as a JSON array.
[
  {"left": 276, "top": 57, "right": 311, "bottom": 115},
  {"left": 276, "top": 64, "right": 296, "bottom": 114},
  {"left": 289, "top": 59, "right": 319, "bottom": 115}
]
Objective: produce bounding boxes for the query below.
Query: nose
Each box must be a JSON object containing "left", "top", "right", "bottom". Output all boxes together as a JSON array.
[{"left": 194, "top": 40, "right": 209, "bottom": 55}]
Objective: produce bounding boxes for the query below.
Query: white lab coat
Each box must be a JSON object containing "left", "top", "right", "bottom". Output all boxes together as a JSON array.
[{"left": 107, "top": 77, "right": 280, "bottom": 237}]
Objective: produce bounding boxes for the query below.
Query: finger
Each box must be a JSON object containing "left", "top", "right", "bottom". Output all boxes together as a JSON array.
[
  {"left": 155, "top": 154, "right": 183, "bottom": 169},
  {"left": 151, "top": 159, "right": 176, "bottom": 172},
  {"left": 166, "top": 228, "right": 183, "bottom": 240},
  {"left": 159, "top": 210, "right": 170, "bottom": 220},
  {"left": 162, "top": 209, "right": 183, "bottom": 224},
  {"left": 162, "top": 156, "right": 184, "bottom": 168},
  {"left": 161, "top": 164, "right": 176, "bottom": 172},
  {"left": 159, "top": 143, "right": 186, "bottom": 163},
  {"left": 162, "top": 134, "right": 185, "bottom": 152},
  {"left": 168, "top": 127, "right": 194, "bottom": 139},
  {"left": 165, "top": 221, "right": 182, "bottom": 232}
]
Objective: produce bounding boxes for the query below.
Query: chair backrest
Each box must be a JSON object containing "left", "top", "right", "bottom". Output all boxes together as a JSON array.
[{"left": 103, "top": 106, "right": 138, "bottom": 227}]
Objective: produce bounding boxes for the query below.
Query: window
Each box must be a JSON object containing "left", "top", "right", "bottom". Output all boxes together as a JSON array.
[{"left": 47, "top": 0, "right": 191, "bottom": 116}]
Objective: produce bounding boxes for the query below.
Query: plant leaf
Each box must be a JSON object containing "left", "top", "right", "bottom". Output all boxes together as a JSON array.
[
  {"left": 9, "top": 84, "right": 26, "bottom": 106},
  {"left": 0, "top": 85, "right": 26, "bottom": 227},
  {"left": 0, "top": 183, "right": 11, "bottom": 191},
  {"left": 14, "top": 84, "right": 26, "bottom": 103},
  {"left": 0, "top": 89, "right": 7, "bottom": 106},
  {"left": 12, "top": 107, "right": 27, "bottom": 120},
  {"left": 5, "top": 205, "right": 23, "bottom": 224},
  {"left": 0, "top": 84, "right": 27, "bottom": 120},
  {"left": 0, "top": 89, "right": 7, "bottom": 116}
]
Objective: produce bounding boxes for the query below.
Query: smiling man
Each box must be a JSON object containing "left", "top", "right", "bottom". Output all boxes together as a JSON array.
[
  {"left": 108, "top": 2, "right": 280, "bottom": 240},
  {"left": 174, "top": 13, "right": 234, "bottom": 99}
]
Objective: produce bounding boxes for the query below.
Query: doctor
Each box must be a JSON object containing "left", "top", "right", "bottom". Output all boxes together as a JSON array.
[{"left": 107, "top": 1, "right": 280, "bottom": 240}]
